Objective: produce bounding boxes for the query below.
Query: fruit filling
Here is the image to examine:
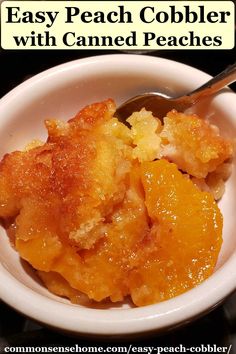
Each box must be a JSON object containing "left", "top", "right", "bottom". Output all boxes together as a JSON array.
[{"left": 0, "top": 99, "right": 233, "bottom": 306}]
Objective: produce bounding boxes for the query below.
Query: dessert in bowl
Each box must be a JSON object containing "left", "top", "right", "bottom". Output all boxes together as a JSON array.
[{"left": 0, "top": 54, "right": 236, "bottom": 336}]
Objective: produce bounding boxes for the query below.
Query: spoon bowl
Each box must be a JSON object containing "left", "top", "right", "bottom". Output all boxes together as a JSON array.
[{"left": 115, "top": 62, "right": 236, "bottom": 121}]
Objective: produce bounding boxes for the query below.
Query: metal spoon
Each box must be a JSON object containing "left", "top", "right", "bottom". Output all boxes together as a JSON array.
[{"left": 115, "top": 62, "right": 236, "bottom": 122}]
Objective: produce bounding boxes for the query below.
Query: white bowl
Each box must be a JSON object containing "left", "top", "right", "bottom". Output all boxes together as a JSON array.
[{"left": 0, "top": 54, "right": 236, "bottom": 337}]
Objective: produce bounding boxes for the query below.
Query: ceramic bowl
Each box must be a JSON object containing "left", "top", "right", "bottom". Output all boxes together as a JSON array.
[{"left": 0, "top": 54, "right": 236, "bottom": 337}]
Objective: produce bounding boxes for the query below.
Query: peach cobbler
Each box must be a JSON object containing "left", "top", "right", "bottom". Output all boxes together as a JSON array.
[{"left": 0, "top": 99, "right": 233, "bottom": 306}]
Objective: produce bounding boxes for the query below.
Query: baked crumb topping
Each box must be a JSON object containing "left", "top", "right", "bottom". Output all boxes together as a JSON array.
[{"left": 0, "top": 99, "right": 233, "bottom": 306}]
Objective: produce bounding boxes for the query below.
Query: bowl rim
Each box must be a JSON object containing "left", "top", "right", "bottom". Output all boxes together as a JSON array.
[{"left": 0, "top": 53, "right": 236, "bottom": 336}]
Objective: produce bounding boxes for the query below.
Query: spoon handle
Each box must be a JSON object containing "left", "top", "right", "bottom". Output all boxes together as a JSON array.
[{"left": 186, "top": 62, "right": 236, "bottom": 103}]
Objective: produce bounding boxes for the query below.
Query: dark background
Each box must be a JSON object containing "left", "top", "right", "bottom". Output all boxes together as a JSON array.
[
  {"left": 0, "top": 47, "right": 236, "bottom": 350},
  {"left": 1, "top": 48, "right": 236, "bottom": 98}
]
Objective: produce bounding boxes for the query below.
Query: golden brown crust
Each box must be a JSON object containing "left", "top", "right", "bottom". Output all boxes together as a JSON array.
[
  {"left": 0, "top": 100, "right": 232, "bottom": 306},
  {"left": 161, "top": 110, "right": 233, "bottom": 178}
]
